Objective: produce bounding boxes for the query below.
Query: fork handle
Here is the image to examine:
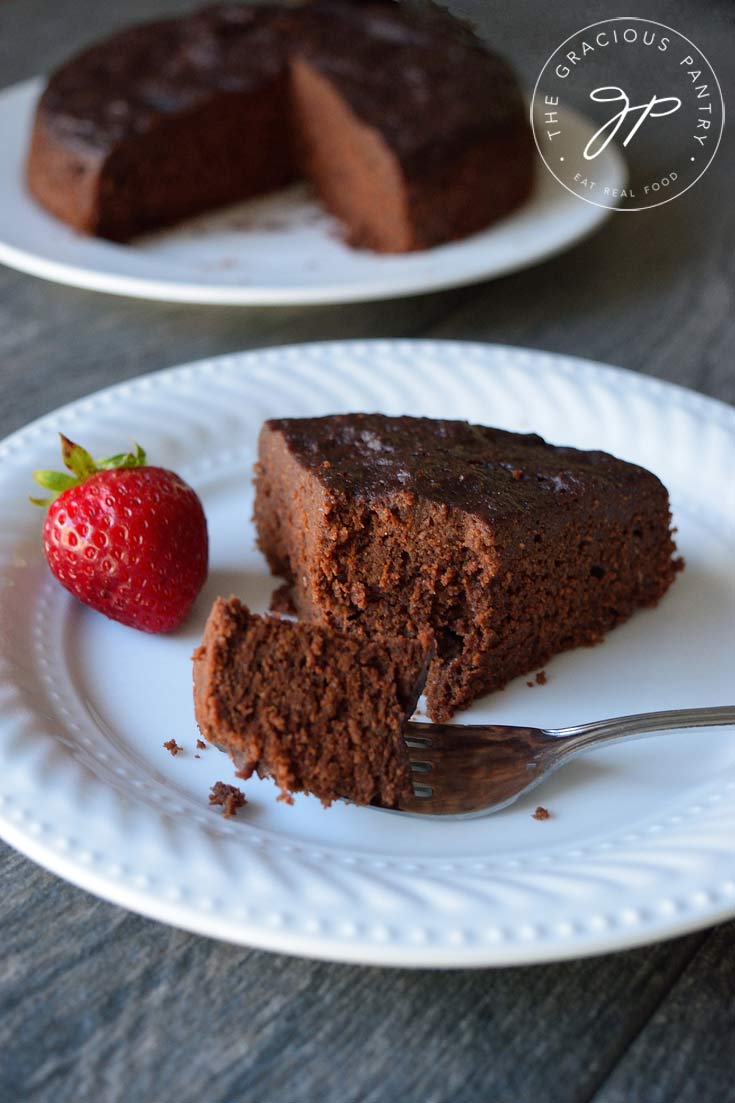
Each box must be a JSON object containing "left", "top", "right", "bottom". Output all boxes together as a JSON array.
[{"left": 548, "top": 705, "right": 735, "bottom": 757}]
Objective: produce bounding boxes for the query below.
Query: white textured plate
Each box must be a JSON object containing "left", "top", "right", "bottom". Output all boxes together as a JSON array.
[
  {"left": 0, "top": 79, "right": 624, "bottom": 305},
  {"left": 0, "top": 340, "right": 733, "bottom": 967}
]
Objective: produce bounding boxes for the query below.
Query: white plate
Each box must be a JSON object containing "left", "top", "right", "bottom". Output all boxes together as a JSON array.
[
  {"left": 0, "top": 340, "right": 733, "bottom": 967},
  {"left": 0, "top": 79, "right": 624, "bottom": 305}
]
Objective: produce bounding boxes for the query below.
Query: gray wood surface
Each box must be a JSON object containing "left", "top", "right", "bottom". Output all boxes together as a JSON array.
[{"left": 0, "top": 1, "right": 733, "bottom": 1101}]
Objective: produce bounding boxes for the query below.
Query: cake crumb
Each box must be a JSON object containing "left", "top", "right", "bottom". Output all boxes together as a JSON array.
[
  {"left": 526, "top": 680, "right": 534, "bottom": 688},
  {"left": 163, "top": 739, "right": 182, "bottom": 756},
  {"left": 209, "top": 782, "right": 247, "bottom": 819},
  {"left": 532, "top": 805, "right": 551, "bottom": 821},
  {"left": 512, "top": 468, "right": 524, "bottom": 480},
  {"left": 535, "top": 670, "right": 547, "bottom": 685},
  {"left": 194, "top": 754, "right": 201, "bottom": 759},
  {"left": 196, "top": 739, "right": 206, "bottom": 750},
  {"left": 270, "top": 582, "right": 297, "bottom": 616}
]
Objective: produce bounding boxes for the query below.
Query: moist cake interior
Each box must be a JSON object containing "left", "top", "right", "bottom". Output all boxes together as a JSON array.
[{"left": 193, "top": 597, "right": 429, "bottom": 807}]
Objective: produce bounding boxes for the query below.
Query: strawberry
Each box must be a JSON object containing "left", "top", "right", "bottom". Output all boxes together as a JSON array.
[{"left": 32, "top": 435, "right": 208, "bottom": 633}]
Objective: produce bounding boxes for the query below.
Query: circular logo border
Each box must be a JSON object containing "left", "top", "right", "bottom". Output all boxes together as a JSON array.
[{"left": 530, "top": 16, "right": 726, "bottom": 212}]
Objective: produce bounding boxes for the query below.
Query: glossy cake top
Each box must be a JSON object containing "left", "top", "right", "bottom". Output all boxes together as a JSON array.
[
  {"left": 38, "top": 4, "right": 288, "bottom": 147},
  {"left": 264, "top": 413, "right": 668, "bottom": 527},
  {"left": 38, "top": 0, "right": 527, "bottom": 158}
]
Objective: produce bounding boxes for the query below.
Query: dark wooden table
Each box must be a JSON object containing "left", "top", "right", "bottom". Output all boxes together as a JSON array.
[{"left": 1, "top": 2, "right": 733, "bottom": 1101}]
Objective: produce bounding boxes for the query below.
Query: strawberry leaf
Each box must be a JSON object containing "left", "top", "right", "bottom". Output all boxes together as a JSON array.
[
  {"left": 60, "top": 434, "right": 96, "bottom": 478},
  {"left": 95, "top": 443, "right": 147, "bottom": 470},
  {"left": 32, "top": 470, "right": 79, "bottom": 492}
]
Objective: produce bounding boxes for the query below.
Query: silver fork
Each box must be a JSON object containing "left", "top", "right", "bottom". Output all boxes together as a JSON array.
[{"left": 389, "top": 706, "right": 735, "bottom": 818}]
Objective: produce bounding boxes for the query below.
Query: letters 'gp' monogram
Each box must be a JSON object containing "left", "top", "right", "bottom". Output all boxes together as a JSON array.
[{"left": 584, "top": 87, "right": 682, "bottom": 160}]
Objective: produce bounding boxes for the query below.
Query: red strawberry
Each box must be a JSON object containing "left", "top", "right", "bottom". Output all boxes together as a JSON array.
[{"left": 32, "top": 435, "right": 208, "bottom": 633}]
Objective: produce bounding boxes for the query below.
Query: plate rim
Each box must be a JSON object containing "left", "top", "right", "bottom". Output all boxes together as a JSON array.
[
  {"left": 3, "top": 810, "right": 735, "bottom": 968},
  {"left": 0, "top": 338, "right": 733, "bottom": 967},
  {"left": 1, "top": 337, "right": 732, "bottom": 450},
  {"left": 0, "top": 77, "right": 624, "bottom": 305}
]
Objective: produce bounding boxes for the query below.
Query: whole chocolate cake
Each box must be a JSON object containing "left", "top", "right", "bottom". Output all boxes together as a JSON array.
[
  {"left": 254, "top": 414, "right": 682, "bottom": 721},
  {"left": 193, "top": 597, "right": 429, "bottom": 806},
  {"left": 26, "top": 1, "right": 534, "bottom": 250}
]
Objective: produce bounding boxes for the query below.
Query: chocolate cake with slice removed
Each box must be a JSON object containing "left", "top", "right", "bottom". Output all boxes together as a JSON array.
[
  {"left": 254, "top": 414, "right": 682, "bottom": 721},
  {"left": 193, "top": 598, "right": 429, "bottom": 807},
  {"left": 27, "top": 0, "right": 533, "bottom": 250}
]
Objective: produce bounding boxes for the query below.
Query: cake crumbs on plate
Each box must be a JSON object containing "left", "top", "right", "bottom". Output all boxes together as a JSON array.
[
  {"left": 535, "top": 670, "right": 547, "bottom": 685},
  {"left": 163, "top": 739, "right": 182, "bottom": 756},
  {"left": 196, "top": 739, "right": 207, "bottom": 750},
  {"left": 209, "top": 781, "right": 247, "bottom": 819},
  {"left": 532, "top": 805, "right": 551, "bottom": 821}
]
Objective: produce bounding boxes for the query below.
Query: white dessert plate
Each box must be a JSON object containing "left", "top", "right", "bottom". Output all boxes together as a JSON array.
[
  {"left": 0, "top": 340, "right": 733, "bottom": 967},
  {"left": 0, "top": 79, "right": 625, "bottom": 305}
]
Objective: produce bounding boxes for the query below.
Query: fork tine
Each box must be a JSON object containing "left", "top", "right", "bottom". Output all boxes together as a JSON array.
[
  {"left": 404, "top": 734, "right": 432, "bottom": 749},
  {"left": 411, "top": 782, "right": 433, "bottom": 799},
  {"left": 409, "top": 760, "right": 432, "bottom": 773}
]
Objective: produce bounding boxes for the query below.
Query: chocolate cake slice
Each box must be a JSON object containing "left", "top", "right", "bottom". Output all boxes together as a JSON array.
[
  {"left": 26, "top": 0, "right": 533, "bottom": 251},
  {"left": 254, "top": 414, "right": 682, "bottom": 721},
  {"left": 193, "top": 598, "right": 428, "bottom": 807}
]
